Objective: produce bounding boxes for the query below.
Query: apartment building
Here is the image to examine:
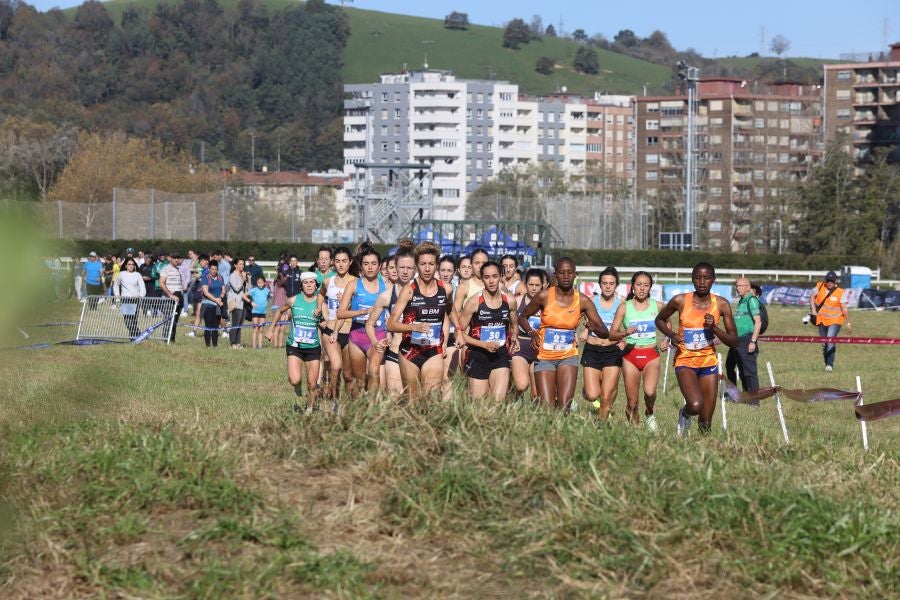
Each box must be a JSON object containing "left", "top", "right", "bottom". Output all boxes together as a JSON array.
[
  {"left": 824, "top": 43, "right": 900, "bottom": 168},
  {"left": 636, "top": 78, "right": 822, "bottom": 251},
  {"left": 343, "top": 72, "right": 636, "bottom": 220}
]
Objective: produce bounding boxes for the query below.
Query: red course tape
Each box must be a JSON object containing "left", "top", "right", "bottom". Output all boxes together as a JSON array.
[{"left": 760, "top": 335, "right": 900, "bottom": 345}]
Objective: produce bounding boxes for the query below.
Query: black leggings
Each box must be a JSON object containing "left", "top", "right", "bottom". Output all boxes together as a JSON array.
[
  {"left": 203, "top": 305, "right": 220, "bottom": 347},
  {"left": 229, "top": 308, "right": 244, "bottom": 345}
]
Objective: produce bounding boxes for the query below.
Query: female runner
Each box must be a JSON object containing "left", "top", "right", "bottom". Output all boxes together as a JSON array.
[
  {"left": 319, "top": 246, "right": 353, "bottom": 399},
  {"left": 518, "top": 257, "right": 609, "bottom": 410},
  {"left": 610, "top": 271, "right": 669, "bottom": 429},
  {"left": 388, "top": 241, "right": 452, "bottom": 402},
  {"left": 511, "top": 268, "right": 547, "bottom": 401},
  {"left": 580, "top": 267, "right": 626, "bottom": 422},
  {"left": 458, "top": 261, "right": 520, "bottom": 400},
  {"left": 438, "top": 255, "right": 462, "bottom": 381},
  {"left": 500, "top": 254, "right": 522, "bottom": 298},
  {"left": 655, "top": 262, "right": 737, "bottom": 435},
  {"left": 266, "top": 272, "right": 324, "bottom": 413},
  {"left": 367, "top": 242, "right": 416, "bottom": 396},
  {"left": 336, "top": 243, "right": 387, "bottom": 394}
]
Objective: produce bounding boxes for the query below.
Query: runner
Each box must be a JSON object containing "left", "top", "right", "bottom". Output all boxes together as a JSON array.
[
  {"left": 500, "top": 254, "right": 523, "bottom": 298},
  {"left": 388, "top": 241, "right": 452, "bottom": 402},
  {"left": 438, "top": 255, "right": 462, "bottom": 381},
  {"left": 336, "top": 243, "right": 387, "bottom": 394},
  {"left": 609, "top": 271, "right": 668, "bottom": 429},
  {"left": 367, "top": 241, "right": 416, "bottom": 396},
  {"left": 314, "top": 246, "right": 335, "bottom": 289},
  {"left": 319, "top": 246, "right": 353, "bottom": 399},
  {"left": 518, "top": 257, "right": 610, "bottom": 410},
  {"left": 511, "top": 268, "right": 547, "bottom": 402},
  {"left": 655, "top": 262, "right": 738, "bottom": 435},
  {"left": 457, "top": 255, "right": 473, "bottom": 285},
  {"left": 458, "top": 261, "right": 520, "bottom": 400},
  {"left": 454, "top": 249, "right": 488, "bottom": 313},
  {"left": 580, "top": 267, "right": 626, "bottom": 423},
  {"left": 266, "top": 272, "right": 324, "bottom": 413}
]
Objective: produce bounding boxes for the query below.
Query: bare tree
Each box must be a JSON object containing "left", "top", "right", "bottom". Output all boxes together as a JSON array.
[{"left": 770, "top": 34, "right": 790, "bottom": 56}]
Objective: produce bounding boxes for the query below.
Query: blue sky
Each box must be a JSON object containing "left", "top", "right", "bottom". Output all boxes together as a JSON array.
[{"left": 28, "top": 0, "right": 899, "bottom": 59}]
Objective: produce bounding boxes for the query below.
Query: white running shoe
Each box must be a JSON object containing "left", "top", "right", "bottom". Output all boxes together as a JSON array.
[
  {"left": 646, "top": 414, "right": 658, "bottom": 433},
  {"left": 185, "top": 331, "right": 195, "bottom": 337},
  {"left": 677, "top": 408, "right": 692, "bottom": 437},
  {"left": 825, "top": 365, "right": 833, "bottom": 372}
]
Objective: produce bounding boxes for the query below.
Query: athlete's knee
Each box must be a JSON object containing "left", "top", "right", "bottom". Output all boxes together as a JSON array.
[
  {"left": 288, "top": 374, "right": 302, "bottom": 386},
  {"left": 683, "top": 397, "right": 702, "bottom": 414}
]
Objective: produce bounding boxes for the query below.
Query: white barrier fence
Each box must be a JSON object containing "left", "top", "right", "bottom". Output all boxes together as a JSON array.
[{"left": 77, "top": 296, "right": 177, "bottom": 344}]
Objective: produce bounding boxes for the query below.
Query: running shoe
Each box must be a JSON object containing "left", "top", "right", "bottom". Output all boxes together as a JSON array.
[
  {"left": 677, "top": 407, "right": 692, "bottom": 437},
  {"left": 825, "top": 365, "right": 833, "bottom": 372},
  {"left": 185, "top": 331, "right": 195, "bottom": 337},
  {"left": 646, "top": 414, "right": 658, "bottom": 433}
]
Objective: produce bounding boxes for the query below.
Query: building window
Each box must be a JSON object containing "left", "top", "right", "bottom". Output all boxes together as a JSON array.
[
  {"left": 381, "top": 92, "right": 388, "bottom": 102},
  {"left": 709, "top": 100, "right": 723, "bottom": 111},
  {"left": 476, "top": 142, "right": 483, "bottom": 152},
  {"left": 381, "top": 142, "right": 388, "bottom": 152},
  {"left": 499, "top": 92, "right": 513, "bottom": 101},
  {"left": 381, "top": 109, "right": 388, "bottom": 119},
  {"left": 754, "top": 118, "right": 765, "bottom": 128},
  {"left": 753, "top": 170, "right": 764, "bottom": 180},
  {"left": 466, "top": 108, "right": 472, "bottom": 118},
  {"left": 587, "top": 143, "right": 602, "bottom": 152},
  {"left": 836, "top": 108, "right": 851, "bottom": 118},
  {"left": 476, "top": 109, "right": 483, "bottom": 118},
  {"left": 647, "top": 103, "right": 659, "bottom": 112},
  {"left": 754, "top": 100, "right": 766, "bottom": 111},
  {"left": 836, "top": 89, "right": 851, "bottom": 100},
  {"left": 645, "top": 171, "right": 658, "bottom": 181},
  {"left": 646, "top": 120, "right": 659, "bottom": 130},
  {"left": 487, "top": 159, "right": 493, "bottom": 169},
  {"left": 395, "top": 92, "right": 401, "bottom": 102},
  {"left": 755, "top": 187, "right": 765, "bottom": 198},
  {"left": 646, "top": 153, "right": 659, "bottom": 164},
  {"left": 381, "top": 125, "right": 388, "bottom": 135},
  {"left": 394, "top": 141, "right": 401, "bottom": 151},
  {"left": 395, "top": 108, "right": 401, "bottom": 118},
  {"left": 487, "top": 142, "right": 493, "bottom": 151},
  {"left": 836, "top": 70, "right": 852, "bottom": 81},
  {"left": 709, "top": 187, "right": 723, "bottom": 196}
]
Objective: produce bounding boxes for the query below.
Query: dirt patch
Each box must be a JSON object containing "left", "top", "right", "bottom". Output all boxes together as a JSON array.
[{"left": 249, "top": 459, "right": 538, "bottom": 598}]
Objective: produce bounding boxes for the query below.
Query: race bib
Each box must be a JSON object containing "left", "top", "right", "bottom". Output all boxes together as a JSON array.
[
  {"left": 590, "top": 316, "right": 614, "bottom": 337},
  {"left": 543, "top": 328, "right": 575, "bottom": 351},
  {"left": 292, "top": 325, "right": 318, "bottom": 345},
  {"left": 683, "top": 327, "right": 712, "bottom": 350},
  {"left": 527, "top": 315, "right": 541, "bottom": 331},
  {"left": 628, "top": 320, "right": 656, "bottom": 341},
  {"left": 327, "top": 297, "right": 339, "bottom": 319},
  {"left": 353, "top": 305, "right": 371, "bottom": 323},
  {"left": 481, "top": 325, "right": 506, "bottom": 343},
  {"left": 411, "top": 322, "right": 441, "bottom": 346}
]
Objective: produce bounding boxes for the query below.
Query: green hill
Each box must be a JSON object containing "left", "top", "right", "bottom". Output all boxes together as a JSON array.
[{"left": 90, "top": 1, "right": 672, "bottom": 96}]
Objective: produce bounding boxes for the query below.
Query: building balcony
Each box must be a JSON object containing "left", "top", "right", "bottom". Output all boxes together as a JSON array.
[{"left": 344, "top": 130, "right": 366, "bottom": 143}]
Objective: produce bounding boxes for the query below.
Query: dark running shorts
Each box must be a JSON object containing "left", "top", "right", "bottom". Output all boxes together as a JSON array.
[
  {"left": 286, "top": 345, "right": 321, "bottom": 361},
  {"left": 580, "top": 343, "right": 623, "bottom": 369}
]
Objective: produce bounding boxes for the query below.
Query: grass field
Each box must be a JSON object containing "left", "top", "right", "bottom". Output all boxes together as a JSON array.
[{"left": 0, "top": 298, "right": 897, "bottom": 597}]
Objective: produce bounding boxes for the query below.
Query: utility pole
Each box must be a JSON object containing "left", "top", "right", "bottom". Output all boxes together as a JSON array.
[{"left": 676, "top": 60, "right": 700, "bottom": 250}]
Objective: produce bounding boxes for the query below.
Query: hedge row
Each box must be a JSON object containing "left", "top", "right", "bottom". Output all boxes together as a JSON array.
[{"left": 53, "top": 239, "right": 876, "bottom": 272}]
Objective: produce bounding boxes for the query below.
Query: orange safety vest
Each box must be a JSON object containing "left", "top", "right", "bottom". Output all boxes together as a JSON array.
[
  {"left": 813, "top": 283, "right": 845, "bottom": 326},
  {"left": 675, "top": 292, "right": 720, "bottom": 369}
]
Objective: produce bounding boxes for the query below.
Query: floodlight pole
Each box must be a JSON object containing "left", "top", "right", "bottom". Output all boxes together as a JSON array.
[{"left": 678, "top": 61, "right": 700, "bottom": 250}]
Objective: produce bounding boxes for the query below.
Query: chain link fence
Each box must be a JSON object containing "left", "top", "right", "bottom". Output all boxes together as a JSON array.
[{"left": 38, "top": 186, "right": 351, "bottom": 242}]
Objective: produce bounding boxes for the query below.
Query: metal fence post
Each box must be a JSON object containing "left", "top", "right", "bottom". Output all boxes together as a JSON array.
[
  {"left": 291, "top": 191, "right": 298, "bottom": 242},
  {"left": 193, "top": 201, "right": 197, "bottom": 240},
  {"left": 164, "top": 201, "right": 170, "bottom": 239},
  {"left": 221, "top": 188, "right": 226, "bottom": 240},
  {"left": 112, "top": 188, "right": 117, "bottom": 240},
  {"left": 150, "top": 188, "right": 156, "bottom": 239},
  {"left": 58, "top": 200, "right": 63, "bottom": 238}
]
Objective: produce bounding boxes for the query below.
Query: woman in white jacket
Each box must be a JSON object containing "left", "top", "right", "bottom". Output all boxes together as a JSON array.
[{"left": 114, "top": 257, "right": 146, "bottom": 338}]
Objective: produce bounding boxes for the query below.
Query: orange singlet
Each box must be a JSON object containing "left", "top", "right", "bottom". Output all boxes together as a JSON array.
[
  {"left": 537, "top": 287, "right": 581, "bottom": 361},
  {"left": 674, "top": 292, "right": 720, "bottom": 369}
]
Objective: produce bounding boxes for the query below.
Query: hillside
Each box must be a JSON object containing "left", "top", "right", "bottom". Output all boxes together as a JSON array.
[{"left": 91, "top": 1, "right": 672, "bottom": 96}]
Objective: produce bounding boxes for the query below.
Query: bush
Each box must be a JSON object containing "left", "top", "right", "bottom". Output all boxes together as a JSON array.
[
  {"left": 535, "top": 56, "right": 554, "bottom": 75},
  {"left": 502, "top": 18, "right": 532, "bottom": 50},
  {"left": 573, "top": 46, "right": 599, "bottom": 75}
]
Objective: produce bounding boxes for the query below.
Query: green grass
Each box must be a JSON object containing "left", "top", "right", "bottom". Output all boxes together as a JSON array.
[
  {"left": 0, "top": 299, "right": 898, "bottom": 596},
  {"left": 83, "top": 0, "right": 672, "bottom": 96}
]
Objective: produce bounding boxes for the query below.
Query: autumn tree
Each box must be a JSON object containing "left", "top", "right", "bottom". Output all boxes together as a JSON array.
[{"left": 502, "top": 18, "right": 531, "bottom": 49}]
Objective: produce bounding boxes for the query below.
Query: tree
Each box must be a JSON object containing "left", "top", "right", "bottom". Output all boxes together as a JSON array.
[
  {"left": 792, "top": 139, "right": 856, "bottom": 255},
  {"left": 535, "top": 56, "right": 553, "bottom": 75},
  {"left": 572, "top": 28, "right": 588, "bottom": 42},
  {"left": 544, "top": 24, "right": 556, "bottom": 38},
  {"left": 573, "top": 46, "right": 599, "bottom": 74},
  {"left": 613, "top": 29, "right": 638, "bottom": 47},
  {"left": 529, "top": 15, "right": 543, "bottom": 38},
  {"left": 0, "top": 118, "right": 80, "bottom": 200},
  {"left": 502, "top": 18, "right": 531, "bottom": 50},
  {"left": 443, "top": 11, "right": 469, "bottom": 31},
  {"left": 770, "top": 34, "right": 790, "bottom": 56}
]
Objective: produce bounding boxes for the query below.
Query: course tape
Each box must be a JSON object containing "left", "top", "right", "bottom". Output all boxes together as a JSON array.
[
  {"left": 185, "top": 320, "right": 291, "bottom": 332},
  {"left": 721, "top": 379, "right": 898, "bottom": 422},
  {"left": 25, "top": 322, "right": 81, "bottom": 328},
  {"left": 760, "top": 335, "right": 900, "bottom": 345}
]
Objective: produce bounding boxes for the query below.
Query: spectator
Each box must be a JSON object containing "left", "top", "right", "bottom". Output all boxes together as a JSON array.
[
  {"left": 200, "top": 260, "right": 226, "bottom": 348},
  {"left": 725, "top": 277, "right": 762, "bottom": 391},
  {"left": 810, "top": 271, "right": 851, "bottom": 372},
  {"left": 140, "top": 253, "right": 157, "bottom": 298},
  {"left": 271, "top": 261, "right": 289, "bottom": 347},
  {"left": 245, "top": 275, "right": 271, "bottom": 349},
  {"left": 219, "top": 250, "right": 232, "bottom": 282},
  {"left": 227, "top": 258, "right": 250, "bottom": 348},
  {"left": 134, "top": 249, "right": 146, "bottom": 267},
  {"left": 82, "top": 251, "right": 104, "bottom": 309},
  {"left": 150, "top": 250, "right": 169, "bottom": 298},
  {"left": 246, "top": 254, "right": 264, "bottom": 287},
  {"left": 179, "top": 250, "right": 197, "bottom": 314},
  {"left": 114, "top": 257, "right": 146, "bottom": 338},
  {"left": 159, "top": 252, "right": 185, "bottom": 342},
  {"left": 283, "top": 254, "right": 302, "bottom": 299},
  {"left": 187, "top": 254, "right": 210, "bottom": 337}
]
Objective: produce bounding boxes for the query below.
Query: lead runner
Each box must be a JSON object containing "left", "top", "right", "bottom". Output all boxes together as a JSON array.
[{"left": 655, "top": 262, "right": 737, "bottom": 435}]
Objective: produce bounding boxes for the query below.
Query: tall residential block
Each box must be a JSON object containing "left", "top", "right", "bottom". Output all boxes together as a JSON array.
[
  {"left": 823, "top": 43, "right": 900, "bottom": 168},
  {"left": 636, "top": 78, "right": 822, "bottom": 251}
]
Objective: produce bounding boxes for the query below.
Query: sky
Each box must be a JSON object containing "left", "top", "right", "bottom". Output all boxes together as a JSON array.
[{"left": 27, "top": 0, "right": 899, "bottom": 59}]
